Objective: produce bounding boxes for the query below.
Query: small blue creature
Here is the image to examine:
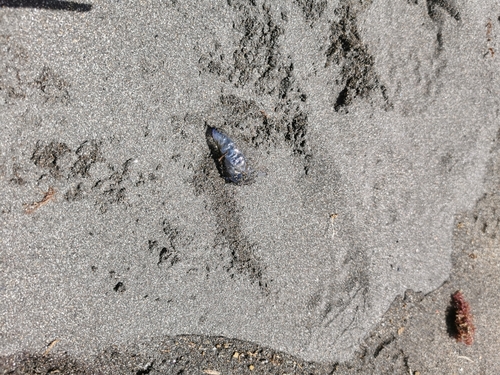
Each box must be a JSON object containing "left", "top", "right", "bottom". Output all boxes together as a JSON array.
[{"left": 209, "top": 126, "right": 252, "bottom": 184}]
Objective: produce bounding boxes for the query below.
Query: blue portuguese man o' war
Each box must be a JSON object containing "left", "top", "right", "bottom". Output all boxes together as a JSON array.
[{"left": 208, "top": 126, "right": 252, "bottom": 184}]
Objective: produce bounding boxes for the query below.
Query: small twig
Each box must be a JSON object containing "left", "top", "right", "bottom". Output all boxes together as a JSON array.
[
  {"left": 457, "top": 355, "right": 474, "bottom": 363},
  {"left": 43, "top": 339, "right": 60, "bottom": 356},
  {"left": 329, "top": 213, "right": 338, "bottom": 239},
  {"left": 24, "top": 187, "right": 56, "bottom": 213}
]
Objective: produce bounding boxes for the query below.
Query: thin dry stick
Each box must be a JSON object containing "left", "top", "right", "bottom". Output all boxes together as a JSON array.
[
  {"left": 24, "top": 187, "right": 56, "bottom": 214},
  {"left": 329, "top": 213, "right": 338, "bottom": 239},
  {"left": 43, "top": 339, "right": 60, "bottom": 356}
]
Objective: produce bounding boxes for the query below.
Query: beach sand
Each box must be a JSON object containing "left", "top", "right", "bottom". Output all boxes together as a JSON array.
[{"left": 1, "top": 0, "right": 499, "bottom": 373}]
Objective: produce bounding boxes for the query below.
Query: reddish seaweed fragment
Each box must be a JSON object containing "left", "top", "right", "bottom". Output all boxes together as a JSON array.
[{"left": 451, "top": 290, "right": 475, "bottom": 345}]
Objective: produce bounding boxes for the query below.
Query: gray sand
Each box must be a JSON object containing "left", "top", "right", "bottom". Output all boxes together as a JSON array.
[{"left": 1, "top": 0, "right": 500, "bottom": 372}]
